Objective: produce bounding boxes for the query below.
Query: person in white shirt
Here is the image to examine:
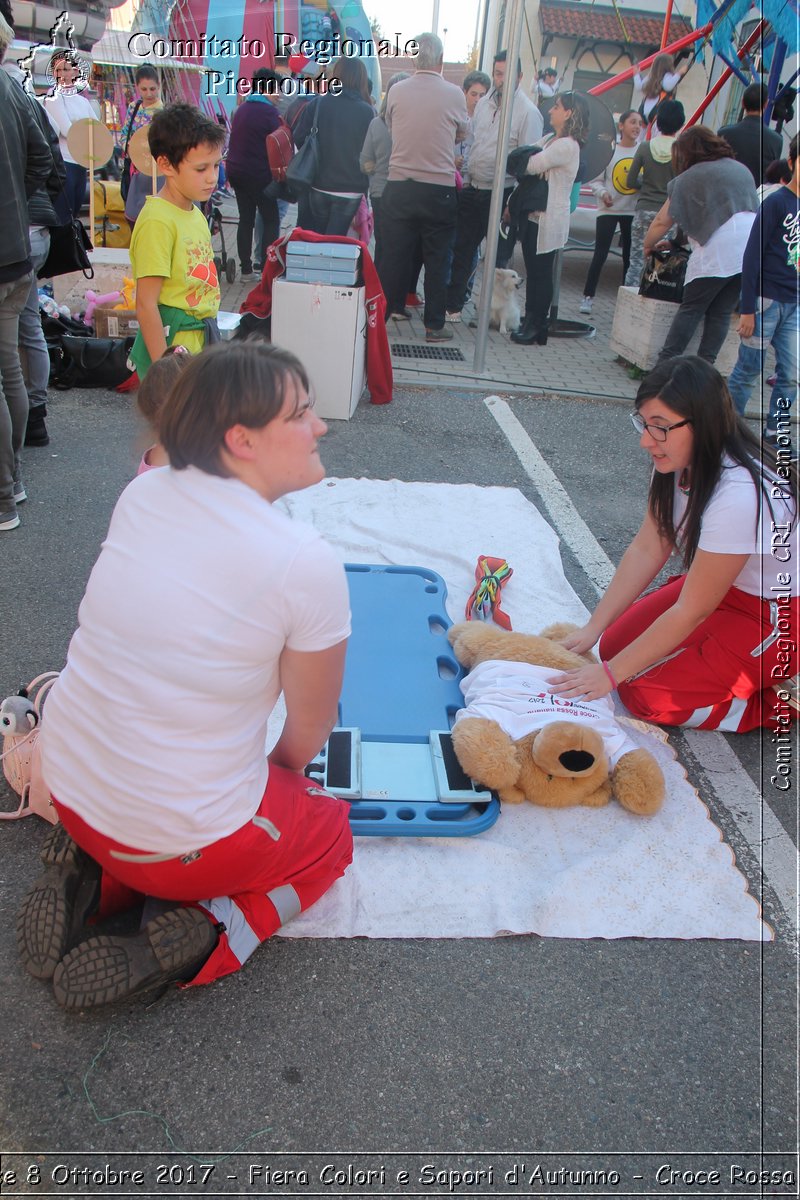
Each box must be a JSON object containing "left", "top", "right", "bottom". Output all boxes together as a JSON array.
[
  {"left": 634, "top": 52, "right": 689, "bottom": 123},
  {"left": 20, "top": 341, "right": 354, "bottom": 1010},
  {"left": 445, "top": 50, "right": 542, "bottom": 321},
  {"left": 579, "top": 109, "right": 643, "bottom": 314},
  {"left": 549, "top": 356, "right": 799, "bottom": 734},
  {"left": 380, "top": 32, "right": 469, "bottom": 340},
  {"left": 41, "top": 50, "right": 98, "bottom": 219},
  {"left": 536, "top": 67, "right": 560, "bottom": 100},
  {"left": 510, "top": 91, "right": 588, "bottom": 345},
  {"left": 644, "top": 125, "right": 758, "bottom": 366}
]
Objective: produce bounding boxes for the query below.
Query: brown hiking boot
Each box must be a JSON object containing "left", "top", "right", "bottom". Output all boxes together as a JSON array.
[
  {"left": 52, "top": 906, "right": 220, "bottom": 1011},
  {"left": 17, "top": 825, "right": 101, "bottom": 980}
]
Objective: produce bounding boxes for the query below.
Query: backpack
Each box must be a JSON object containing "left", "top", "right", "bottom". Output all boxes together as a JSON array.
[
  {"left": 266, "top": 119, "right": 295, "bottom": 184},
  {"left": 1, "top": 673, "right": 60, "bottom": 823}
]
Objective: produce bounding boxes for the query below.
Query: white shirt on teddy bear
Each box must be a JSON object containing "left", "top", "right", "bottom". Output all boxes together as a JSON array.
[{"left": 455, "top": 659, "right": 637, "bottom": 769}]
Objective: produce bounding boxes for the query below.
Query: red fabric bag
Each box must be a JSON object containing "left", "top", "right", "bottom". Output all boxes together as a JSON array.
[{"left": 266, "top": 119, "right": 294, "bottom": 183}]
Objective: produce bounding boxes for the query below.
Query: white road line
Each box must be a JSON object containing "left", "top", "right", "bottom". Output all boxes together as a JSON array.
[
  {"left": 683, "top": 730, "right": 798, "bottom": 932},
  {"left": 484, "top": 394, "right": 799, "bottom": 936},
  {"left": 485, "top": 396, "right": 617, "bottom": 593}
]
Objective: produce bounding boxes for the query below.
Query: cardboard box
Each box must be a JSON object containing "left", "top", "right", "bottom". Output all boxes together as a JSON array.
[
  {"left": 610, "top": 286, "right": 740, "bottom": 374},
  {"left": 271, "top": 281, "right": 366, "bottom": 420},
  {"left": 93, "top": 307, "right": 139, "bottom": 338},
  {"left": 53, "top": 247, "right": 131, "bottom": 308},
  {"left": 285, "top": 265, "right": 360, "bottom": 286},
  {"left": 286, "top": 243, "right": 360, "bottom": 266}
]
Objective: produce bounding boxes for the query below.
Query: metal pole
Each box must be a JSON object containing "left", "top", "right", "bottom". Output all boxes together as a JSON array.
[
  {"left": 660, "top": 0, "right": 674, "bottom": 49},
  {"left": 431, "top": 0, "right": 441, "bottom": 38},
  {"left": 473, "top": 0, "right": 526, "bottom": 375},
  {"left": 684, "top": 19, "right": 766, "bottom": 127},
  {"left": 481, "top": 0, "right": 503, "bottom": 74}
]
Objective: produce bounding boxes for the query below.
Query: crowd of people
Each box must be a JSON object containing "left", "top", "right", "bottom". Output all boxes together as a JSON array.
[{"left": 0, "top": 17, "right": 797, "bottom": 1010}]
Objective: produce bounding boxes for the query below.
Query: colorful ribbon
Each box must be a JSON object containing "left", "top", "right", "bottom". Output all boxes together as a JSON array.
[{"left": 465, "top": 556, "right": 514, "bottom": 630}]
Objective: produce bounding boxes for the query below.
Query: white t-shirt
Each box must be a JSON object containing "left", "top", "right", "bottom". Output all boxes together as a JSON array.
[
  {"left": 41, "top": 90, "right": 99, "bottom": 164},
  {"left": 455, "top": 660, "right": 637, "bottom": 768},
  {"left": 40, "top": 467, "right": 351, "bottom": 853},
  {"left": 673, "top": 457, "right": 799, "bottom": 597},
  {"left": 685, "top": 210, "right": 755, "bottom": 283}
]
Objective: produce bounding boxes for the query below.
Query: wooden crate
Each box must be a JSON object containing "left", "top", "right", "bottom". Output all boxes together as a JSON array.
[
  {"left": 610, "top": 286, "right": 740, "bottom": 374},
  {"left": 94, "top": 307, "right": 138, "bottom": 338}
]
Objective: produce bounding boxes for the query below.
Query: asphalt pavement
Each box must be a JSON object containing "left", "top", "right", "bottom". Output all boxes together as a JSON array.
[{"left": 1, "top": 373, "right": 797, "bottom": 1196}]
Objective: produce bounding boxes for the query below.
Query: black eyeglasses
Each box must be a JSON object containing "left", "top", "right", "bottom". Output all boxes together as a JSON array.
[{"left": 630, "top": 412, "right": 692, "bottom": 442}]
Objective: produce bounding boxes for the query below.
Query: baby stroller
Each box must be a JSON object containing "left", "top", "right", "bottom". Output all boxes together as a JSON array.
[{"left": 205, "top": 199, "right": 237, "bottom": 284}]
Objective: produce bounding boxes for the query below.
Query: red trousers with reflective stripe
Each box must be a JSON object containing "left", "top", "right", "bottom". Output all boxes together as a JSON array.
[
  {"left": 599, "top": 576, "right": 799, "bottom": 732},
  {"left": 53, "top": 764, "right": 353, "bottom": 987}
]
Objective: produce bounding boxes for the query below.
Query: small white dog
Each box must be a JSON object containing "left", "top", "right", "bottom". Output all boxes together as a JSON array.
[{"left": 486, "top": 268, "right": 522, "bottom": 334}]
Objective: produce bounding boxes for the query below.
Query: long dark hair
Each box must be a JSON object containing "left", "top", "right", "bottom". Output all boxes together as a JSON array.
[
  {"left": 556, "top": 91, "right": 589, "bottom": 146},
  {"left": 635, "top": 357, "right": 798, "bottom": 566},
  {"left": 671, "top": 124, "right": 734, "bottom": 173}
]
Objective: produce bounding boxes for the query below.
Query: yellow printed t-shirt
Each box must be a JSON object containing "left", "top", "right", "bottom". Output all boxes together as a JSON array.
[{"left": 130, "top": 196, "right": 220, "bottom": 355}]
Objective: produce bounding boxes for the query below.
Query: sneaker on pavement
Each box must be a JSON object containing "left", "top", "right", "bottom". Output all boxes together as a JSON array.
[
  {"left": 579, "top": 296, "right": 593, "bottom": 314},
  {"left": 445, "top": 311, "right": 462, "bottom": 323},
  {"left": 388, "top": 309, "right": 411, "bottom": 321},
  {"left": 0, "top": 507, "right": 20, "bottom": 531},
  {"left": 239, "top": 271, "right": 257, "bottom": 283},
  {"left": 52, "top": 905, "right": 221, "bottom": 1010},
  {"left": 17, "top": 825, "right": 102, "bottom": 980},
  {"left": 24, "top": 411, "right": 49, "bottom": 447},
  {"left": 425, "top": 326, "right": 454, "bottom": 342},
  {"left": 12, "top": 481, "right": 26, "bottom": 504}
]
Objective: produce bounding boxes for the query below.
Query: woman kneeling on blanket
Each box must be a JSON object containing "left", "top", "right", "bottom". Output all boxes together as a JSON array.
[
  {"left": 550, "top": 356, "right": 799, "bottom": 732},
  {"left": 19, "top": 342, "right": 353, "bottom": 1009}
]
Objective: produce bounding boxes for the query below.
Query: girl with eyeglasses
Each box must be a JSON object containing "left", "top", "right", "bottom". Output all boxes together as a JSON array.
[{"left": 549, "top": 356, "right": 798, "bottom": 733}]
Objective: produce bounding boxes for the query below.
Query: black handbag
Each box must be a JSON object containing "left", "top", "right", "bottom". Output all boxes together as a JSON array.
[
  {"left": 38, "top": 218, "right": 93, "bottom": 280},
  {"left": 120, "top": 99, "right": 142, "bottom": 202},
  {"left": 639, "top": 240, "right": 690, "bottom": 304},
  {"left": 285, "top": 100, "right": 320, "bottom": 192},
  {"left": 52, "top": 334, "right": 134, "bottom": 390}
]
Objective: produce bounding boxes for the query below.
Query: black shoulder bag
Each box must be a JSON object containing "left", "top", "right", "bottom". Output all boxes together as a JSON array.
[
  {"left": 38, "top": 196, "right": 94, "bottom": 281},
  {"left": 120, "top": 99, "right": 143, "bottom": 202}
]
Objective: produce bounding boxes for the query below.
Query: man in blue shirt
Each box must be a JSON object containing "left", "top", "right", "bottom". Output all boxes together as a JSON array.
[{"left": 727, "top": 133, "right": 799, "bottom": 456}]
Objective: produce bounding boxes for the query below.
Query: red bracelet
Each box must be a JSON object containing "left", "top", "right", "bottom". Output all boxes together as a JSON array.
[{"left": 601, "top": 660, "right": 618, "bottom": 689}]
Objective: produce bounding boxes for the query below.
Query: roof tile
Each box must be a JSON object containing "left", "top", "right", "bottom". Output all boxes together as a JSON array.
[{"left": 540, "top": 2, "right": 692, "bottom": 46}]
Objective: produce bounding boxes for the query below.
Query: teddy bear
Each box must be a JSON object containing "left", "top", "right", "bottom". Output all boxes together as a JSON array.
[{"left": 447, "top": 621, "right": 665, "bottom": 816}]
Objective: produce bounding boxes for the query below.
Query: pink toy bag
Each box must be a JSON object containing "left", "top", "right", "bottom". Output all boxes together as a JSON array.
[{"left": 0, "top": 672, "right": 59, "bottom": 823}]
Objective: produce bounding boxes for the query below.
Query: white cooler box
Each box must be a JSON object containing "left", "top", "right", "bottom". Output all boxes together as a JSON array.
[{"left": 271, "top": 281, "right": 366, "bottom": 420}]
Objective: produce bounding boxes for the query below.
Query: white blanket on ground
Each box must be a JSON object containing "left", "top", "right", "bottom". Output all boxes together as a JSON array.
[{"left": 274, "top": 478, "right": 768, "bottom": 942}]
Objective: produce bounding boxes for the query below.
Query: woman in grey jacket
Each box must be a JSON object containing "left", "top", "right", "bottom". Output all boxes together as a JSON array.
[
  {"left": 359, "top": 72, "right": 409, "bottom": 279},
  {"left": 645, "top": 126, "right": 758, "bottom": 365}
]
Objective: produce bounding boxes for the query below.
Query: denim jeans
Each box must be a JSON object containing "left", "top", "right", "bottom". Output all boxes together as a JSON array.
[
  {"left": 308, "top": 190, "right": 362, "bottom": 237},
  {"left": 0, "top": 271, "right": 34, "bottom": 513},
  {"left": 18, "top": 227, "right": 51, "bottom": 411},
  {"left": 727, "top": 298, "right": 799, "bottom": 430},
  {"left": 56, "top": 162, "right": 87, "bottom": 221}
]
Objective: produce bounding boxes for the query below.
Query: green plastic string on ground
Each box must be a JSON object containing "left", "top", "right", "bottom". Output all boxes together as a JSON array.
[{"left": 82, "top": 1029, "right": 272, "bottom": 1166}]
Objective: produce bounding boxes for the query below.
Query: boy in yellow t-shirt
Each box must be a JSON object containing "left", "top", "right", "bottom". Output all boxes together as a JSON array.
[{"left": 129, "top": 104, "right": 226, "bottom": 378}]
